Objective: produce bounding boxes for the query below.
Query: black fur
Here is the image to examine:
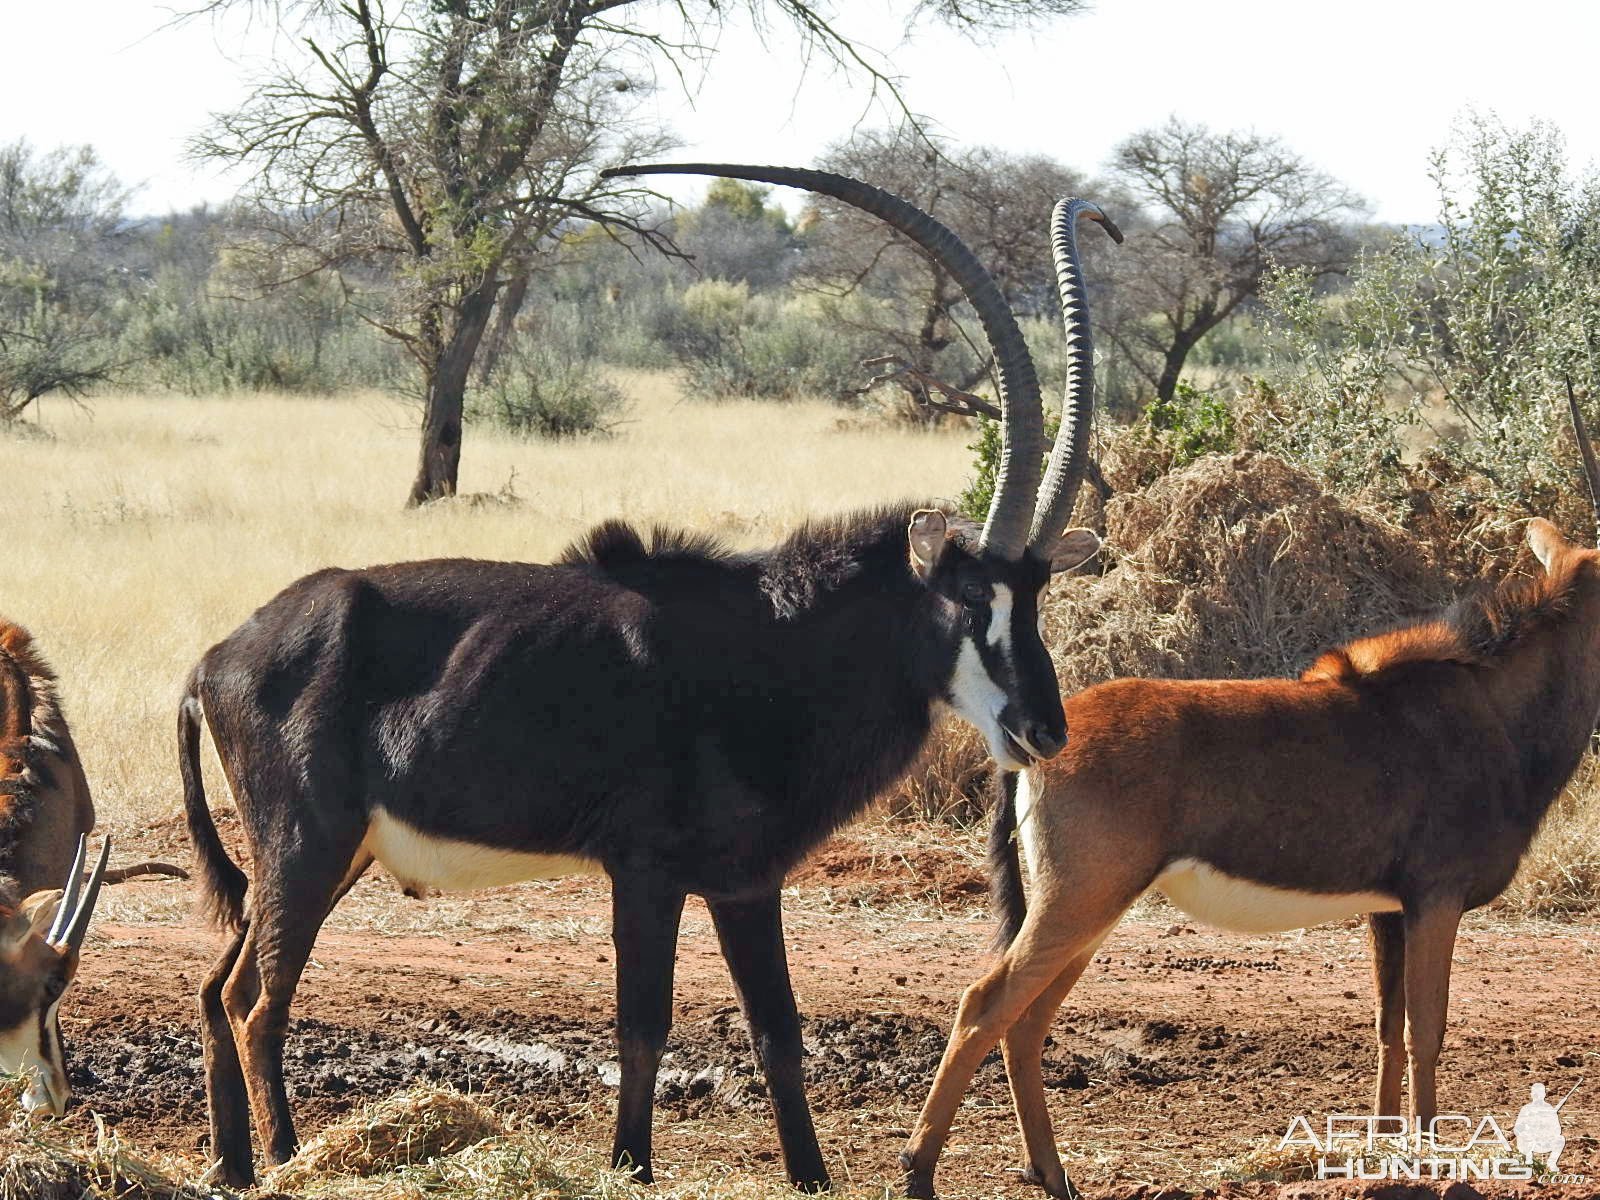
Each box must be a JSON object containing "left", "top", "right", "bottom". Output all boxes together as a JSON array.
[{"left": 183, "top": 502, "right": 1067, "bottom": 1190}]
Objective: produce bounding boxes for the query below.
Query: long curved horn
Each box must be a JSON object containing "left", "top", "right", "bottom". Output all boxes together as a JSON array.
[
  {"left": 1028, "top": 198, "right": 1123, "bottom": 553},
  {"left": 602, "top": 162, "right": 1044, "bottom": 560},
  {"left": 54, "top": 836, "right": 111, "bottom": 954},
  {"left": 1566, "top": 378, "right": 1600, "bottom": 538},
  {"left": 45, "top": 834, "right": 87, "bottom": 945}
]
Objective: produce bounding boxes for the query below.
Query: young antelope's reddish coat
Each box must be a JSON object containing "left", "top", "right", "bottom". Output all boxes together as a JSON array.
[{"left": 900, "top": 518, "right": 1600, "bottom": 1200}]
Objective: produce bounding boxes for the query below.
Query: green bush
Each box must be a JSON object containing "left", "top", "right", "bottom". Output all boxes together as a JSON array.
[
  {"left": 667, "top": 280, "right": 875, "bottom": 401},
  {"left": 1146, "top": 381, "right": 1236, "bottom": 468},
  {"left": 121, "top": 265, "right": 402, "bottom": 394},
  {"left": 469, "top": 332, "right": 626, "bottom": 439},
  {"left": 958, "top": 412, "right": 1060, "bottom": 522},
  {"left": 1259, "top": 115, "right": 1600, "bottom": 513}
]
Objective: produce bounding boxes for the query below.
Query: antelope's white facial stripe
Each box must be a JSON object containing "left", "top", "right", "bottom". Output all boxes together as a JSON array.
[
  {"left": 947, "top": 602, "right": 1026, "bottom": 770},
  {"left": 1154, "top": 858, "right": 1401, "bottom": 934},
  {"left": 986, "top": 584, "right": 1015, "bottom": 657},
  {"left": 363, "top": 809, "right": 603, "bottom": 894},
  {"left": 0, "top": 995, "right": 68, "bottom": 1116}
]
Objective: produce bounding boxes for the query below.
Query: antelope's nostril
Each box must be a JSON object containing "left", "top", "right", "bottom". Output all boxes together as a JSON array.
[{"left": 1026, "top": 722, "right": 1068, "bottom": 759}]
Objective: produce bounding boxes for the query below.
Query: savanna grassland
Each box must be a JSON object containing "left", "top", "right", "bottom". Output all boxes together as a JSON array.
[{"left": 2, "top": 375, "right": 1599, "bottom": 1200}]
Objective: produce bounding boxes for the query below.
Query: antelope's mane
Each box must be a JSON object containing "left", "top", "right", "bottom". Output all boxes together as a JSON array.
[{"left": 1304, "top": 554, "right": 1585, "bottom": 682}]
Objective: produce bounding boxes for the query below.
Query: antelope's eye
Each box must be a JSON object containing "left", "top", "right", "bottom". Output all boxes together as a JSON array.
[
  {"left": 42, "top": 973, "right": 66, "bottom": 1004},
  {"left": 961, "top": 580, "right": 990, "bottom": 606}
]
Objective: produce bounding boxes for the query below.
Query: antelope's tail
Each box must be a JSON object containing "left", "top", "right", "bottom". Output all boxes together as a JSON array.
[{"left": 179, "top": 667, "right": 246, "bottom": 931}]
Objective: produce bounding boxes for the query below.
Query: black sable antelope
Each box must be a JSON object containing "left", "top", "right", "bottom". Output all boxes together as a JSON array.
[{"left": 180, "top": 164, "right": 1121, "bottom": 1189}]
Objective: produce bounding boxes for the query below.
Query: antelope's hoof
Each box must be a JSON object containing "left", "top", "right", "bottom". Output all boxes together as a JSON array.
[
  {"left": 219, "top": 1165, "right": 255, "bottom": 1191},
  {"left": 1020, "top": 1166, "right": 1081, "bottom": 1200},
  {"left": 790, "top": 1174, "right": 831, "bottom": 1193},
  {"left": 898, "top": 1151, "right": 936, "bottom": 1199}
]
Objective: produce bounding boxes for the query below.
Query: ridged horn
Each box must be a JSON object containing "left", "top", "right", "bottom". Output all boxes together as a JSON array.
[
  {"left": 1028, "top": 198, "right": 1122, "bottom": 553},
  {"left": 602, "top": 162, "right": 1044, "bottom": 560},
  {"left": 45, "top": 834, "right": 87, "bottom": 945},
  {"left": 1566, "top": 378, "right": 1600, "bottom": 538},
  {"left": 56, "top": 835, "right": 111, "bottom": 955}
]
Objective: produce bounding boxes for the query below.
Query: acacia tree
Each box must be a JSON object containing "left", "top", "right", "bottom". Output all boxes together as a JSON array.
[
  {"left": 193, "top": 1, "right": 1086, "bottom": 504},
  {"left": 800, "top": 124, "right": 1098, "bottom": 415},
  {"left": 0, "top": 142, "right": 130, "bottom": 420},
  {"left": 1105, "top": 117, "right": 1366, "bottom": 404}
]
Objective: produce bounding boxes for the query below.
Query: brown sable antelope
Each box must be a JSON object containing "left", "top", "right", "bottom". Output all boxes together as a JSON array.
[
  {"left": 180, "top": 167, "right": 1120, "bottom": 1190},
  {"left": 0, "top": 621, "right": 115, "bottom": 1115},
  {"left": 899, "top": 400, "right": 1600, "bottom": 1200}
]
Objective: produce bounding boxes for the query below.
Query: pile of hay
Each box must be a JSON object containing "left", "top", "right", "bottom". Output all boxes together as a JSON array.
[
  {"left": 1048, "top": 451, "right": 1456, "bottom": 691},
  {"left": 269, "top": 1088, "right": 506, "bottom": 1191},
  {"left": 0, "top": 1075, "right": 207, "bottom": 1200}
]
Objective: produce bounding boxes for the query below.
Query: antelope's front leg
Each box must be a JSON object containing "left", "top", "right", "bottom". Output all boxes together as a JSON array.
[
  {"left": 610, "top": 872, "right": 687, "bottom": 1183},
  {"left": 709, "top": 890, "right": 829, "bottom": 1191}
]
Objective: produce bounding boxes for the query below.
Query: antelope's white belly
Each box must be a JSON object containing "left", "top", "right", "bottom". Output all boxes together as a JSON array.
[
  {"left": 363, "top": 809, "right": 602, "bottom": 893},
  {"left": 1154, "top": 857, "right": 1401, "bottom": 933}
]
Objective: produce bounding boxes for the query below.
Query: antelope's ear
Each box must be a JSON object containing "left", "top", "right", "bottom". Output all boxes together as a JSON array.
[
  {"left": 908, "top": 510, "right": 950, "bottom": 581},
  {"left": 18, "top": 890, "right": 62, "bottom": 937},
  {"left": 1528, "top": 519, "right": 1570, "bottom": 573},
  {"left": 1045, "top": 528, "right": 1102, "bottom": 575}
]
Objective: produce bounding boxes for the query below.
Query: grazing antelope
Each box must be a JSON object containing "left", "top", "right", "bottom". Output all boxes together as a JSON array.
[
  {"left": 180, "top": 164, "right": 1121, "bottom": 1190},
  {"left": 0, "top": 621, "right": 116, "bottom": 1115},
  {"left": 899, "top": 397, "right": 1600, "bottom": 1200}
]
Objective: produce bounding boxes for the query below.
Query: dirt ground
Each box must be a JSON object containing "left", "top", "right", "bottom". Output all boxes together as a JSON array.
[{"left": 57, "top": 813, "right": 1600, "bottom": 1200}]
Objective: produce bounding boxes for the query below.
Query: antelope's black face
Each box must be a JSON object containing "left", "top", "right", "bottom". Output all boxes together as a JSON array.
[{"left": 908, "top": 510, "right": 1100, "bottom": 771}]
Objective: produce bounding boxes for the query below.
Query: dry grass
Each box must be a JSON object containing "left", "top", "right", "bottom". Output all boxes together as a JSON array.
[
  {"left": 0, "top": 1075, "right": 211, "bottom": 1200},
  {"left": 0, "top": 1078, "right": 895, "bottom": 1200},
  {"left": 268, "top": 1088, "right": 507, "bottom": 1191},
  {"left": 0, "top": 374, "right": 969, "bottom": 829}
]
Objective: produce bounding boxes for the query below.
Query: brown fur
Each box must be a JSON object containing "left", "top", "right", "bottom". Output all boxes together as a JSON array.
[
  {"left": 900, "top": 520, "right": 1600, "bottom": 1200},
  {"left": 0, "top": 622, "right": 92, "bottom": 901},
  {"left": 1307, "top": 553, "right": 1582, "bottom": 682}
]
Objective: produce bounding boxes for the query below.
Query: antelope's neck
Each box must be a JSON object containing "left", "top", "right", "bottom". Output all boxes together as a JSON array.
[{"left": 1498, "top": 574, "right": 1600, "bottom": 810}]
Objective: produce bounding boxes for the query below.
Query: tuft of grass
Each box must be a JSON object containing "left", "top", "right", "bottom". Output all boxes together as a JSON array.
[{"left": 882, "top": 718, "right": 991, "bottom": 826}]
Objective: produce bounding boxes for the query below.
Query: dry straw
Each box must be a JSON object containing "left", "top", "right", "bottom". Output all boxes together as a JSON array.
[
  {"left": 268, "top": 1087, "right": 506, "bottom": 1191},
  {"left": 0, "top": 1076, "right": 210, "bottom": 1200}
]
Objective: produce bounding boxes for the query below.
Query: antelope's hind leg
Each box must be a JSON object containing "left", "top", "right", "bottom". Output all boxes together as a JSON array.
[
  {"left": 1367, "top": 912, "right": 1406, "bottom": 1120},
  {"left": 229, "top": 841, "right": 371, "bottom": 1172},
  {"left": 200, "top": 926, "right": 254, "bottom": 1186}
]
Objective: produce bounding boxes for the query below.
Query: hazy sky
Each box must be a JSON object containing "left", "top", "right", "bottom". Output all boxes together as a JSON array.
[{"left": 3, "top": 1, "right": 1594, "bottom": 223}]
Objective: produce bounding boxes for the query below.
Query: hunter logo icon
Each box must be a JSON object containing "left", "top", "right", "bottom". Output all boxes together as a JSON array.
[{"left": 1514, "top": 1080, "right": 1578, "bottom": 1171}]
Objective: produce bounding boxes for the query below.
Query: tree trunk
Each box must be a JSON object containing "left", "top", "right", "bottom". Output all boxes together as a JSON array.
[
  {"left": 407, "top": 285, "right": 498, "bottom": 506},
  {"left": 474, "top": 271, "right": 530, "bottom": 386},
  {"left": 1153, "top": 329, "right": 1204, "bottom": 404}
]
